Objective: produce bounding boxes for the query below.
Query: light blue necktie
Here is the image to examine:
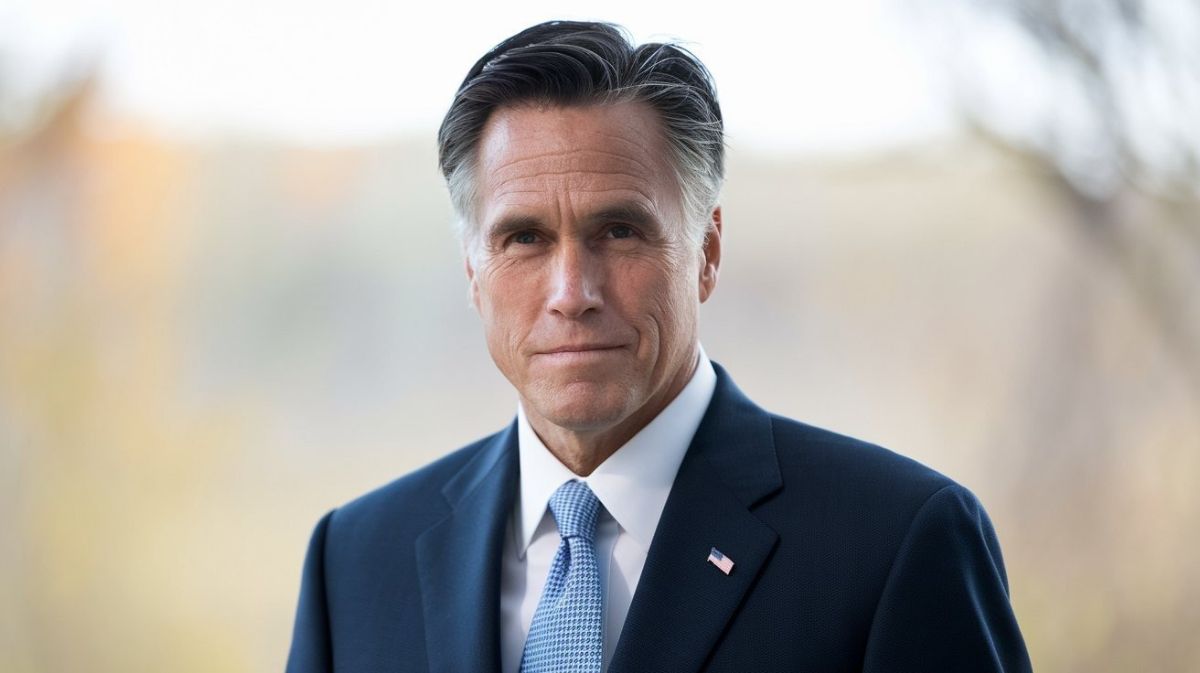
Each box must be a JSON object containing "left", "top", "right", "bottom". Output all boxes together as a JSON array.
[{"left": 519, "top": 479, "right": 603, "bottom": 673}]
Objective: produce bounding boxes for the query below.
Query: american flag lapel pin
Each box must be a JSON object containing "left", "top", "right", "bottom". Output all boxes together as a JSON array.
[{"left": 707, "top": 547, "right": 734, "bottom": 575}]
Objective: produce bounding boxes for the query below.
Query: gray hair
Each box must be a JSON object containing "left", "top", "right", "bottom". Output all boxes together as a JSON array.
[{"left": 436, "top": 20, "right": 724, "bottom": 253}]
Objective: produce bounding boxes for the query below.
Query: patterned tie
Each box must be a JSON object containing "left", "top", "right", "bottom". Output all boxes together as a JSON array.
[{"left": 519, "top": 479, "right": 604, "bottom": 673}]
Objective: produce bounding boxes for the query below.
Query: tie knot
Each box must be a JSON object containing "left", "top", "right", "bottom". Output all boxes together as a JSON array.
[{"left": 548, "top": 480, "right": 601, "bottom": 542}]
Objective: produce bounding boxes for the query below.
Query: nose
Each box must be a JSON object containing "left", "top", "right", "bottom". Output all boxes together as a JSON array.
[{"left": 546, "top": 240, "right": 603, "bottom": 318}]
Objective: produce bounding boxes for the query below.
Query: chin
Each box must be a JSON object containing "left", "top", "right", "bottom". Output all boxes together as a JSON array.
[{"left": 529, "top": 380, "right": 636, "bottom": 432}]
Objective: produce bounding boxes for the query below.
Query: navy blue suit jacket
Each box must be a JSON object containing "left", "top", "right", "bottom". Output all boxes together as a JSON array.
[{"left": 286, "top": 363, "right": 1033, "bottom": 672}]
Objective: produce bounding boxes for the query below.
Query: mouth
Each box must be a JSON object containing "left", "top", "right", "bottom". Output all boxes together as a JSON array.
[{"left": 539, "top": 344, "right": 626, "bottom": 355}]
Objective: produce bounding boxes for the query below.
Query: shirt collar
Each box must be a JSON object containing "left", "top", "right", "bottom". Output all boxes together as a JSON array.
[{"left": 514, "top": 347, "right": 717, "bottom": 557}]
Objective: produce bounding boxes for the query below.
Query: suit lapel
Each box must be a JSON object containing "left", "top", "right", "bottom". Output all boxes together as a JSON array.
[
  {"left": 609, "top": 363, "right": 783, "bottom": 673},
  {"left": 416, "top": 422, "right": 519, "bottom": 673}
]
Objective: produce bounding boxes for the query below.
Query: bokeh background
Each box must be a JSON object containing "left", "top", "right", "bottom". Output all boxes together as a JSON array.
[{"left": 2, "top": 1, "right": 1198, "bottom": 671}]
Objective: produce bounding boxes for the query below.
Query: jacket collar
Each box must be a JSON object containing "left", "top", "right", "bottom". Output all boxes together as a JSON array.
[
  {"left": 415, "top": 420, "right": 519, "bottom": 673},
  {"left": 607, "top": 361, "right": 782, "bottom": 673}
]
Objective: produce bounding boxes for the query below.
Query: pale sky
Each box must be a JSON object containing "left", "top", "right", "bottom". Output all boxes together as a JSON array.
[{"left": 1, "top": 0, "right": 959, "bottom": 154}]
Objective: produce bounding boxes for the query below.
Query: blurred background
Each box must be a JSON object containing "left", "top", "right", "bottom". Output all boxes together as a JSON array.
[{"left": 2, "top": 0, "right": 1197, "bottom": 671}]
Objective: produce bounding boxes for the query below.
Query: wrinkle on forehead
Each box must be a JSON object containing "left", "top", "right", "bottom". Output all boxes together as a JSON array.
[
  {"left": 488, "top": 148, "right": 656, "bottom": 180},
  {"left": 484, "top": 146, "right": 664, "bottom": 195},
  {"left": 491, "top": 167, "right": 655, "bottom": 198}
]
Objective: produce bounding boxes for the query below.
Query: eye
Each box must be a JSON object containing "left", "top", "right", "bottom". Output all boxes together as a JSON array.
[
  {"left": 607, "top": 224, "right": 636, "bottom": 239},
  {"left": 511, "top": 230, "right": 540, "bottom": 245}
]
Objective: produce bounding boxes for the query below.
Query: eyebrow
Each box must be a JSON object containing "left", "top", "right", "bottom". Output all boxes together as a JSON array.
[
  {"left": 485, "top": 202, "right": 662, "bottom": 241},
  {"left": 486, "top": 215, "right": 543, "bottom": 243},
  {"left": 583, "top": 204, "right": 660, "bottom": 230}
]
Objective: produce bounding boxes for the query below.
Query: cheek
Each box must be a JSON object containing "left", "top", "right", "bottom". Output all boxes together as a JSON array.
[
  {"left": 621, "top": 263, "right": 697, "bottom": 340},
  {"left": 661, "top": 256, "right": 703, "bottom": 337},
  {"left": 478, "top": 262, "right": 541, "bottom": 350},
  {"left": 478, "top": 256, "right": 519, "bottom": 300}
]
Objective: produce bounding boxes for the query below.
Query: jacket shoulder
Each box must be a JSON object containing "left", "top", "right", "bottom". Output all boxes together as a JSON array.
[{"left": 747, "top": 414, "right": 1030, "bottom": 671}]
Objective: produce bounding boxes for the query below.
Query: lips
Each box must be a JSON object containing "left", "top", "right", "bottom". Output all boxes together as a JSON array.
[{"left": 539, "top": 344, "right": 625, "bottom": 355}]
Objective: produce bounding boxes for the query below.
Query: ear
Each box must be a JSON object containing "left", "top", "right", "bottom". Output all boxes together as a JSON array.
[
  {"left": 464, "top": 253, "right": 481, "bottom": 311},
  {"left": 698, "top": 206, "right": 723, "bottom": 303}
]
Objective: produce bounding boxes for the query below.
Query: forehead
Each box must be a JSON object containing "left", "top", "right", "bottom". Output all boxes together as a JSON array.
[{"left": 475, "top": 102, "right": 681, "bottom": 222}]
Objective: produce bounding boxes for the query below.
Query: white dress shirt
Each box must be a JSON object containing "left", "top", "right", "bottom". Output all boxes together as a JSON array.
[{"left": 499, "top": 349, "right": 718, "bottom": 673}]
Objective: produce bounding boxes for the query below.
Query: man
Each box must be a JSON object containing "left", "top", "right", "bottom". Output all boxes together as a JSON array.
[{"left": 286, "top": 20, "right": 1033, "bottom": 673}]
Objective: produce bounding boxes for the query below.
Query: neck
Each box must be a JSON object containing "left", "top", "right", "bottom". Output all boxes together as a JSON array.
[{"left": 527, "top": 350, "right": 700, "bottom": 476}]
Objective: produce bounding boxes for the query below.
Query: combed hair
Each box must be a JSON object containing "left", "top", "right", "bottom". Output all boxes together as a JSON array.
[{"left": 436, "top": 20, "right": 724, "bottom": 251}]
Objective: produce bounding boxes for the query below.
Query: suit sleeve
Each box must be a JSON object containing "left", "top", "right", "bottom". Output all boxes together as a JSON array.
[
  {"left": 285, "top": 510, "right": 335, "bottom": 673},
  {"left": 862, "top": 484, "right": 1033, "bottom": 672}
]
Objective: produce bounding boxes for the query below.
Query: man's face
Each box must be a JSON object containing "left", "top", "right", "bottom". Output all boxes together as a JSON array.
[{"left": 466, "top": 101, "right": 720, "bottom": 436}]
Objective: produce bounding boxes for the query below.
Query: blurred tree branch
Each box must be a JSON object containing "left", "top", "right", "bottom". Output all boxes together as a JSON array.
[{"left": 945, "top": 0, "right": 1200, "bottom": 393}]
